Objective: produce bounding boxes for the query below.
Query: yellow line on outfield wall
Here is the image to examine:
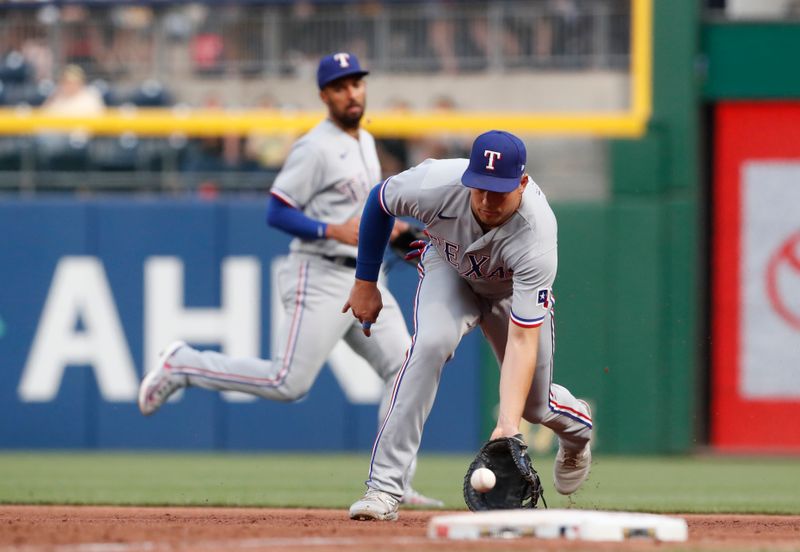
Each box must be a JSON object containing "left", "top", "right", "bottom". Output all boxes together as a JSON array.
[
  {"left": 365, "top": 112, "right": 647, "bottom": 137},
  {"left": 0, "top": 1, "right": 651, "bottom": 138},
  {"left": 0, "top": 109, "right": 645, "bottom": 137}
]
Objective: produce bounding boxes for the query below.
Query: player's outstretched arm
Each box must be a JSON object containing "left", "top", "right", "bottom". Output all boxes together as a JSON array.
[
  {"left": 265, "top": 194, "right": 329, "bottom": 240},
  {"left": 266, "top": 195, "right": 362, "bottom": 246},
  {"left": 354, "top": 183, "right": 395, "bottom": 280},
  {"left": 491, "top": 321, "right": 541, "bottom": 439},
  {"left": 342, "top": 184, "right": 395, "bottom": 336}
]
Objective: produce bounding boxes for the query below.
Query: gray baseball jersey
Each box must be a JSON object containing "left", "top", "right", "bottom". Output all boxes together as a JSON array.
[
  {"left": 382, "top": 157, "right": 557, "bottom": 317},
  {"left": 365, "top": 158, "right": 593, "bottom": 498},
  {"left": 270, "top": 118, "right": 381, "bottom": 258}
]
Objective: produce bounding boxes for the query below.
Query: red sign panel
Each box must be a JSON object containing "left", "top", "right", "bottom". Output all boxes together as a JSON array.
[{"left": 713, "top": 102, "right": 800, "bottom": 452}]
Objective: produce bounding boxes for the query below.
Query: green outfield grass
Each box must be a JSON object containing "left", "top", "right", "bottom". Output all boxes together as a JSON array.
[{"left": 0, "top": 452, "right": 797, "bottom": 514}]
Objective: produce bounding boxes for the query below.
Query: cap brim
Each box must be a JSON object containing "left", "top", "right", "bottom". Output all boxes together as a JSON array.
[
  {"left": 461, "top": 168, "right": 520, "bottom": 193},
  {"left": 319, "top": 70, "right": 369, "bottom": 89}
]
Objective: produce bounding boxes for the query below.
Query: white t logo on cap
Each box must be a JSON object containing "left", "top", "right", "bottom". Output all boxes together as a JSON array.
[
  {"left": 334, "top": 53, "right": 351, "bottom": 68},
  {"left": 484, "top": 150, "right": 502, "bottom": 171}
]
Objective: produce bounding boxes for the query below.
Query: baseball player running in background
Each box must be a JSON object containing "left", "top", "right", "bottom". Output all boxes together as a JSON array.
[
  {"left": 138, "top": 52, "right": 441, "bottom": 508},
  {"left": 344, "top": 130, "right": 593, "bottom": 521}
]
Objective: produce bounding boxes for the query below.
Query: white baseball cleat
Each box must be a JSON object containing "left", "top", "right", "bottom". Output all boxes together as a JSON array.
[
  {"left": 349, "top": 489, "right": 400, "bottom": 521},
  {"left": 138, "top": 341, "right": 189, "bottom": 416},
  {"left": 553, "top": 443, "right": 592, "bottom": 495},
  {"left": 400, "top": 488, "right": 444, "bottom": 509}
]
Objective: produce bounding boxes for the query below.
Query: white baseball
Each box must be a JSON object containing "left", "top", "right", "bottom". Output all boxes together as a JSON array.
[{"left": 470, "top": 467, "right": 496, "bottom": 493}]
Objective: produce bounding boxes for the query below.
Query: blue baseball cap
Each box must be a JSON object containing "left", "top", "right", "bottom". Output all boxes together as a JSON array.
[
  {"left": 461, "top": 130, "right": 527, "bottom": 193},
  {"left": 317, "top": 52, "right": 369, "bottom": 90}
]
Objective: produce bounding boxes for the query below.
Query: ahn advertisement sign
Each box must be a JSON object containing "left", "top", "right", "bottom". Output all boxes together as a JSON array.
[
  {"left": 713, "top": 102, "right": 800, "bottom": 452},
  {"left": 0, "top": 199, "right": 481, "bottom": 451}
]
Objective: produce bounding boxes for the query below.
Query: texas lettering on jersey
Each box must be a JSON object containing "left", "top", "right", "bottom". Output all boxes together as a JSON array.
[{"left": 427, "top": 233, "right": 514, "bottom": 281}]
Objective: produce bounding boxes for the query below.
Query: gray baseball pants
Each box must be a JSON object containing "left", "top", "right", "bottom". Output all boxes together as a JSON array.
[{"left": 366, "top": 247, "right": 593, "bottom": 498}]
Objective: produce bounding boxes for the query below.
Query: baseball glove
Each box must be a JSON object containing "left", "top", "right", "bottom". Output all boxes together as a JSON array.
[
  {"left": 389, "top": 226, "right": 428, "bottom": 265},
  {"left": 463, "top": 434, "right": 546, "bottom": 511}
]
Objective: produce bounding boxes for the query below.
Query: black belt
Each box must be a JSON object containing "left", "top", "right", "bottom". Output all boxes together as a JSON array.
[{"left": 321, "top": 255, "right": 357, "bottom": 269}]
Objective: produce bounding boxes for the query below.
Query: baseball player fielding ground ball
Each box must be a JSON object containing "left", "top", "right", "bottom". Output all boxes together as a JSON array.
[
  {"left": 344, "top": 130, "right": 593, "bottom": 521},
  {"left": 137, "top": 52, "right": 441, "bottom": 508}
]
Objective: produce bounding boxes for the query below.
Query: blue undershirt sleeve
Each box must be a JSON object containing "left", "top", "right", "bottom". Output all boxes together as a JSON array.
[
  {"left": 355, "top": 184, "right": 394, "bottom": 282},
  {"left": 265, "top": 194, "right": 327, "bottom": 241}
]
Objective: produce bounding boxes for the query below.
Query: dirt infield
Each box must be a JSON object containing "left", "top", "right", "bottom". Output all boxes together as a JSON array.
[{"left": 1, "top": 506, "right": 799, "bottom": 551}]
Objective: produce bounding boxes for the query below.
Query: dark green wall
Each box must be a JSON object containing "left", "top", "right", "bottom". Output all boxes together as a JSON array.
[
  {"left": 703, "top": 22, "right": 800, "bottom": 99},
  {"left": 605, "top": 0, "right": 700, "bottom": 452},
  {"left": 555, "top": 198, "right": 698, "bottom": 454}
]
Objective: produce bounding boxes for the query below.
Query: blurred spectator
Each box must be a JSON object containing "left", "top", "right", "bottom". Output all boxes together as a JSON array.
[
  {"left": 191, "top": 31, "right": 225, "bottom": 75},
  {"left": 42, "top": 64, "right": 104, "bottom": 116},
  {"left": 533, "top": 0, "right": 589, "bottom": 64},
  {"left": 243, "top": 94, "right": 294, "bottom": 174},
  {"left": 182, "top": 93, "right": 242, "bottom": 186},
  {"left": 285, "top": 0, "right": 323, "bottom": 76},
  {"left": 41, "top": 64, "right": 103, "bottom": 115},
  {"left": 409, "top": 95, "right": 469, "bottom": 164},
  {"left": 469, "top": 16, "right": 522, "bottom": 65},
  {"left": 189, "top": 4, "right": 226, "bottom": 77},
  {"left": 107, "top": 5, "right": 154, "bottom": 78},
  {"left": 219, "top": 4, "right": 264, "bottom": 77},
  {"left": 59, "top": 5, "right": 102, "bottom": 73},
  {"left": 21, "top": 36, "right": 53, "bottom": 82},
  {"left": 37, "top": 65, "right": 103, "bottom": 172},
  {"left": 341, "top": 1, "right": 381, "bottom": 67},
  {"left": 424, "top": 0, "right": 458, "bottom": 74},
  {"left": 467, "top": 0, "right": 591, "bottom": 68}
]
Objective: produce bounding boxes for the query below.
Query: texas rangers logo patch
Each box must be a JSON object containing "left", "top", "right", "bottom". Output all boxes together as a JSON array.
[
  {"left": 484, "top": 149, "right": 502, "bottom": 170},
  {"left": 537, "top": 288, "right": 551, "bottom": 309},
  {"left": 333, "top": 52, "right": 351, "bottom": 67}
]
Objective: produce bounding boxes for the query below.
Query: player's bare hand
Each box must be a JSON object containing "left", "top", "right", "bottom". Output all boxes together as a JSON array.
[
  {"left": 326, "top": 216, "right": 360, "bottom": 246},
  {"left": 490, "top": 424, "right": 520, "bottom": 441},
  {"left": 342, "top": 278, "right": 383, "bottom": 336}
]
